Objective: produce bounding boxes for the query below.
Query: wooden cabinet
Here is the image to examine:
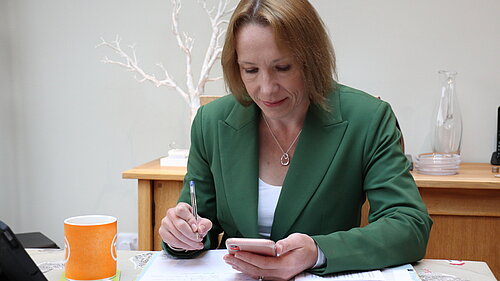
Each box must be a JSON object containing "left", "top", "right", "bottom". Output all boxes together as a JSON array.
[
  {"left": 410, "top": 164, "right": 500, "bottom": 278},
  {"left": 123, "top": 161, "right": 500, "bottom": 277}
]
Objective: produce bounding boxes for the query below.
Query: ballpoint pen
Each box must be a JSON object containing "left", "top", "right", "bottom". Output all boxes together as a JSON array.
[{"left": 189, "top": 180, "right": 199, "bottom": 240}]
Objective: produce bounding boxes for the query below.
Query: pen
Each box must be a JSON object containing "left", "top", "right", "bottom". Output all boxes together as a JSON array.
[{"left": 189, "top": 180, "right": 199, "bottom": 240}]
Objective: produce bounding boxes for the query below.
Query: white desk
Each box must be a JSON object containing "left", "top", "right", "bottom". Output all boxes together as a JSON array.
[{"left": 28, "top": 249, "right": 497, "bottom": 281}]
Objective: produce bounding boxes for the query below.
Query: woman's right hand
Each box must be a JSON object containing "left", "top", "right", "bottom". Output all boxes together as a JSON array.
[{"left": 159, "top": 202, "right": 213, "bottom": 251}]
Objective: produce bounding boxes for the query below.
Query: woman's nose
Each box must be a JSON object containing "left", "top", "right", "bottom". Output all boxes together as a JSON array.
[{"left": 259, "top": 72, "right": 278, "bottom": 95}]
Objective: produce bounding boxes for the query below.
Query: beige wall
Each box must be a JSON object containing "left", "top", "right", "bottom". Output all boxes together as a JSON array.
[{"left": 0, "top": 0, "right": 499, "bottom": 246}]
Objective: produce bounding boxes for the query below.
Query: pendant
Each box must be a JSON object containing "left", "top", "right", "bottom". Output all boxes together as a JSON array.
[{"left": 280, "top": 153, "right": 290, "bottom": 166}]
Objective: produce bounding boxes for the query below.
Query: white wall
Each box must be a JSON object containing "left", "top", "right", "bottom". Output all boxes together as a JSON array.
[
  {"left": 2, "top": 0, "right": 226, "bottom": 247},
  {"left": 316, "top": 0, "right": 499, "bottom": 159},
  {"left": 0, "top": 0, "right": 498, "bottom": 247},
  {"left": 0, "top": 0, "right": 19, "bottom": 229}
]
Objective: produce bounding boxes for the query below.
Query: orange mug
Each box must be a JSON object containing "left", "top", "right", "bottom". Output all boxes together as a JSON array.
[{"left": 64, "top": 215, "right": 117, "bottom": 280}]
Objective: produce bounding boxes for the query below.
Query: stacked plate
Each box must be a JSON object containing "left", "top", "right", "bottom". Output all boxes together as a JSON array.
[{"left": 415, "top": 153, "right": 461, "bottom": 175}]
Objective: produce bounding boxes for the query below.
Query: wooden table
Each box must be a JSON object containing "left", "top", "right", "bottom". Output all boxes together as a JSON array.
[
  {"left": 28, "top": 249, "right": 498, "bottom": 281},
  {"left": 123, "top": 161, "right": 500, "bottom": 278},
  {"left": 122, "top": 160, "right": 185, "bottom": 251},
  {"left": 411, "top": 163, "right": 500, "bottom": 279}
]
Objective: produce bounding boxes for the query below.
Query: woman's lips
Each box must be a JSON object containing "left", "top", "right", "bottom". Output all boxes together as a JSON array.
[{"left": 262, "top": 98, "right": 286, "bottom": 107}]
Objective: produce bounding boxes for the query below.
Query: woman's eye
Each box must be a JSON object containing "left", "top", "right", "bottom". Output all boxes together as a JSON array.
[
  {"left": 244, "top": 68, "right": 258, "bottom": 74},
  {"left": 276, "top": 65, "right": 291, "bottom": 72}
]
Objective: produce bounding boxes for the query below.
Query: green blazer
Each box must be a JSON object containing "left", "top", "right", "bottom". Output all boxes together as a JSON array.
[{"left": 166, "top": 84, "right": 432, "bottom": 275}]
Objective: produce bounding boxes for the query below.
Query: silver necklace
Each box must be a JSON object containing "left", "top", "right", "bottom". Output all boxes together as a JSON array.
[{"left": 262, "top": 115, "right": 302, "bottom": 166}]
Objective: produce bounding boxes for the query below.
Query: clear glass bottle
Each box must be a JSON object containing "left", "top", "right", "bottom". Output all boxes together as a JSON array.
[{"left": 432, "top": 70, "right": 463, "bottom": 155}]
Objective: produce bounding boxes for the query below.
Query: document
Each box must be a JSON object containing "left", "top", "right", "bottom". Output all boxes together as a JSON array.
[
  {"left": 294, "top": 264, "right": 419, "bottom": 281},
  {"left": 381, "top": 264, "right": 420, "bottom": 281},
  {"left": 136, "top": 250, "right": 254, "bottom": 281},
  {"left": 295, "top": 270, "right": 384, "bottom": 280},
  {"left": 136, "top": 250, "right": 420, "bottom": 281}
]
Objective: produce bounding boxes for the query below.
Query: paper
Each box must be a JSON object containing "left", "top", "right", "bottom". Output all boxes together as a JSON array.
[
  {"left": 129, "top": 252, "right": 154, "bottom": 269},
  {"left": 136, "top": 250, "right": 254, "bottom": 281},
  {"left": 295, "top": 264, "right": 419, "bottom": 281},
  {"left": 37, "top": 261, "right": 65, "bottom": 273},
  {"left": 295, "top": 270, "right": 384, "bottom": 280},
  {"left": 160, "top": 156, "right": 188, "bottom": 167},
  {"left": 381, "top": 264, "right": 420, "bottom": 281},
  {"left": 136, "top": 250, "right": 420, "bottom": 281}
]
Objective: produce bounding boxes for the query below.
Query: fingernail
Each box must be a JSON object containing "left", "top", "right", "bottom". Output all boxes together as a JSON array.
[{"left": 192, "top": 224, "right": 197, "bottom": 231}]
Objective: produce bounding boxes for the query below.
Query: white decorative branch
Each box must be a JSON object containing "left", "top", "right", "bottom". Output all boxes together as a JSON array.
[{"left": 96, "top": 0, "right": 234, "bottom": 123}]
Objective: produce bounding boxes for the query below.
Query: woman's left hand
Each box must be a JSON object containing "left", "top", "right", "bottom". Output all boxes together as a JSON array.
[{"left": 223, "top": 233, "right": 318, "bottom": 281}]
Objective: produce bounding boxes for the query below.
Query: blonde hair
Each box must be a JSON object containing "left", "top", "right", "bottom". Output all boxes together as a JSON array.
[{"left": 221, "top": 0, "right": 337, "bottom": 109}]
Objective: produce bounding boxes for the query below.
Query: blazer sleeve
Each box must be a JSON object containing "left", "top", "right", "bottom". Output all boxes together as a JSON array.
[
  {"left": 163, "top": 105, "right": 224, "bottom": 258},
  {"left": 309, "top": 102, "right": 432, "bottom": 274}
]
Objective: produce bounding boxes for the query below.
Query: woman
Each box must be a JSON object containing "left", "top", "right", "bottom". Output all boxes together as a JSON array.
[{"left": 159, "top": 0, "right": 432, "bottom": 280}]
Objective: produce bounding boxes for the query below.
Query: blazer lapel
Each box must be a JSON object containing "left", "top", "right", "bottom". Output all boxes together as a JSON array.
[
  {"left": 219, "top": 103, "right": 261, "bottom": 238},
  {"left": 271, "top": 91, "right": 348, "bottom": 240}
]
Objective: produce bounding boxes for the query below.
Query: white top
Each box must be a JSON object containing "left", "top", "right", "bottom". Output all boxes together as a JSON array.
[
  {"left": 257, "top": 178, "right": 325, "bottom": 268},
  {"left": 257, "top": 178, "right": 282, "bottom": 238}
]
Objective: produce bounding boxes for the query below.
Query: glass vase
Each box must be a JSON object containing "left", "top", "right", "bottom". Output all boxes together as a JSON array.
[{"left": 432, "top": 70, "right": 463, "bottom": 155}]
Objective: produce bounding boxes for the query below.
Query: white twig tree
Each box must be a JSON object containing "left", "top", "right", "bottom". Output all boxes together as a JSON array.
[{"left": 97, "top": 0, "right": 234, "bottom": 124}]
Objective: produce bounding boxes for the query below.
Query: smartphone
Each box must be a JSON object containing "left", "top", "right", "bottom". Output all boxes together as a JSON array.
[{"left": 226, "top": 238, "right": 277, "bottom": 257}]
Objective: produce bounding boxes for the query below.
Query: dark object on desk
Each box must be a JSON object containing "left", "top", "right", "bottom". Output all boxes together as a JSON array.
[
  {"left": 0, "top": 220, "right": 48, "bottom": 281},
  {"left": 492, "top": 152, "right": 500, "bottom": 165},
  {"left": 491, "top": 106, "right": 500, "bottom": 166},
  {"left": 16, "top": 232, "right": 59, "bottom": 249}
]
